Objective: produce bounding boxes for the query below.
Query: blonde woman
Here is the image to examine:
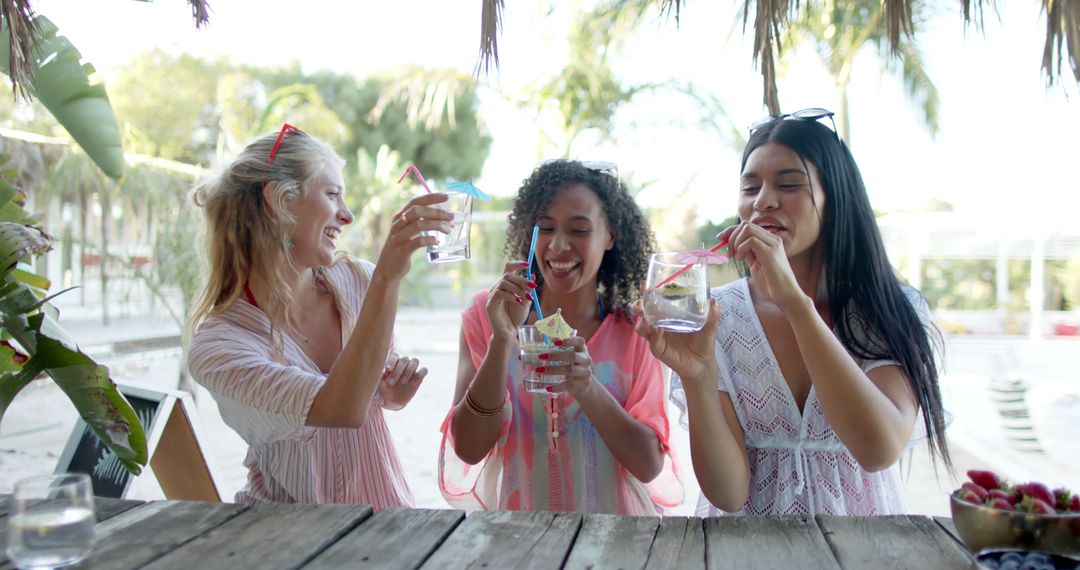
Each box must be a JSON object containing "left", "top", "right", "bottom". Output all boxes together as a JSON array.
[{"left": 185, "top": 124, "right": 451, "bottom": 508}]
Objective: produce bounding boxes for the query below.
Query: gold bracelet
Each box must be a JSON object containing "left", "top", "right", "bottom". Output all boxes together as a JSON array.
[{"left": 464, "top": 390, "right": 505, "bottom": 417}]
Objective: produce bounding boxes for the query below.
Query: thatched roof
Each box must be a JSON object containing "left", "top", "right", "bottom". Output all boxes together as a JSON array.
[
  {"left": 0, "top": 129, "right": 69, "bottom": 191},
  {"left": 1, "top": 0, "right": 211, "bottom": 101},
  {"left": 477, "top": 0, "right": 1080, "bottom": 114}
]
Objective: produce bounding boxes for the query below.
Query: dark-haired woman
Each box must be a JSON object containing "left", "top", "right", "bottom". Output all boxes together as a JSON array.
[
  {"left": 636, "top": 110, "right": 950, "bottom": 516},
  {"left": 439, "top": 159, "right": 682, "bottom": 515}
]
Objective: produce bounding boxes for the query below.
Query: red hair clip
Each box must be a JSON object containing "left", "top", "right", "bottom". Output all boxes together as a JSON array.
[{"left": 268, "top": 123, "right": 302, "bottom": 164}]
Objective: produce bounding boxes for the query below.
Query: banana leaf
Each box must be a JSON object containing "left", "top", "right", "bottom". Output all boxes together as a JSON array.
[
  {"left": 0, "top": 285, "right": 148, "bottom": 474},
  {"left": 0, "top": 15, "right": 124, "bottom": 180}
]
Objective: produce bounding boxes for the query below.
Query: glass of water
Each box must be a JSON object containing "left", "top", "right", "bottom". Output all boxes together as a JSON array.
[
  {"left": 643, "top": 252, "right": 709, "bottom": 332},
  {"left": 518, "top": 325, "right": 576, "bottom": 396},
  {"left": 425, "top": 190, "right": 473, "bottom": 263},
  {"left": 6, "top": 473, "right": 96, "bottom": 569}
]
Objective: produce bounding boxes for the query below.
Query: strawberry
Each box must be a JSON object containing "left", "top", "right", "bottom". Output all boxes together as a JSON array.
[
  {"left": 1017, "top": 495, "right": 1057, "bottom": 514},
  {"left": 961, "top": 482, "right": 989, "bottom": 502},
  {"left": 1031, "top": 498, "right": 1056, "bottom": 515},
  {"left": 956, "top": 488, "right": 982, "bottom": 505},
  {"left": 1052, "top": 487, "right": 1072, "bottom": 511},
  {"left": 988, "top": 489, "right": 1019, "bottom": 505},
  {"left": 967, "top": 469, "right": 1006, "bottom": 490},
  {"left": 1071, "top": 494, "right": 1080, "bottom": 512},
  {"left": 1015, "top": 482, "right": 1055, "bottom": 506},
  {"left": 988, "top": 497, "right": 1015, "bottom": 511}
]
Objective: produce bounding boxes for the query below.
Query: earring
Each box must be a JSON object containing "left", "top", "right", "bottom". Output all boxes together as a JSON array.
[{"left": 286, "top": 239, "right": 295, "bottom": 249}]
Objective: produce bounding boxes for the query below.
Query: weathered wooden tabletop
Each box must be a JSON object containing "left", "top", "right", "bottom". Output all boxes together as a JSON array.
[{"left": 0, "top": 495, "right": 977, "bottom": 569}]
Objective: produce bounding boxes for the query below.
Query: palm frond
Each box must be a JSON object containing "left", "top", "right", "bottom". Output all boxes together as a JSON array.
[
  {"left": 883, "top": 0, "right": 914, "bottom": 56},
  {"left": 896, "top": 42, "right": 940, "bottom": 136},
  {"left": 0, "top": 0, "right": 40, "bottom": 101},
  {"left": 743, "top": 0, "right": 797, "bottom": 114},
  {"left": 960, "top": 0, "right": 997, "bottom": 30},
  {"left": 188, "top": 0, "right": 211, "bottom": 28},
  {"left": 1041, "top": 0, "right": 1080, "bottom": 85},
  {"left": 476, "top": 0, "right": 504, "bottom": 76},
  {"left": 660, "top": 0, "right": 684, "bottom": 25},
  {"left": 369, "top": 68, "right": 474, "bottom": 132}
]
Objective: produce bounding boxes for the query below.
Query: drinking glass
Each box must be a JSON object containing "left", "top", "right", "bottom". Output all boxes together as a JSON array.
[
  {"left": 6, "top": 473, "right": 96, "bottom": 569},
  {"left": 518, "top": 325, "right": 576, "bottom": 396},
  {"left": 643, "top": 252, "right": 709, "bottom": 332},
  {"left": 426, "top": 190, "right": 473, "bottom": 263}
]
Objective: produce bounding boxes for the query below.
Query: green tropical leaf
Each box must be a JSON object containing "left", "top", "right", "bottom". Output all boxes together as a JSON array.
[
  {"left": 0, "top": 313, "right": 147, "bottom": 473},
  {"left": 0, "top": 343, "right": 25, "bottom": 373},
  {"left": 9, "top": 267, "right": 50, "bottom": 291},
  {"left": 0, "top": 15, "right": 124, "bottom": 179},
  {"left": 0, "top": 222, "right": 52, "bottom": 276}
]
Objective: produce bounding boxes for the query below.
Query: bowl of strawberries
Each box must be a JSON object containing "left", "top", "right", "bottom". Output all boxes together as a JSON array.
[{"left": 950, "top": 470, "right": 1080, "bottom": 557}]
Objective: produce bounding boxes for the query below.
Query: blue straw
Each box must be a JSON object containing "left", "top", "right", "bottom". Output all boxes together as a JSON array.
[{"left": 526, "top": 225, "right": 543, "bottom": 320}]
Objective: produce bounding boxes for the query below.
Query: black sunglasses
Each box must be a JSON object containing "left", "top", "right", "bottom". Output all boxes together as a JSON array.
[{"left": 749, "top": 107, "right": 840, "bottom": 142}]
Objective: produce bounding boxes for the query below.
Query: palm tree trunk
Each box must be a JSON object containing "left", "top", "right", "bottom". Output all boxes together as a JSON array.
[
  {"left": 100, "top": 184, "right": 112, "bottom": 326},
  {"left": 838, "top": 84, "right": 851, "bottom": 146}
]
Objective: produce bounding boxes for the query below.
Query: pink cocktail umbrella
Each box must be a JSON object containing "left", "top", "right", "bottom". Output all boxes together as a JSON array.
[{"left": 649, "top": 238, "right": 730, "bottom": 293}]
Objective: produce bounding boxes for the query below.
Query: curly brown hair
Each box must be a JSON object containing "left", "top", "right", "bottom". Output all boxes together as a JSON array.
[{"left": 506, "top": 160, "right": 656, "bottom": 320}]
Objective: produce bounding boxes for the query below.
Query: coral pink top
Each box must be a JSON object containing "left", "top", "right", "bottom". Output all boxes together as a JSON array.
[
  {"left": 188, "top": 258, "right": 413, "bottom": 509},
  {"left": 439, "top": 290, "right": 682, "bottom": 515}
]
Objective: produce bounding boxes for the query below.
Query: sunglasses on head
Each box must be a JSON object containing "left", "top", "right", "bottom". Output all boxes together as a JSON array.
[
  {"left": 267, "top": 123, "right": 303, "bottom": 164},
  {"left": 749, "top": 108, "right": 841, "bottom": 142},
  {"left": 581, "top": 160, "right": 618, "bottom": 180}
]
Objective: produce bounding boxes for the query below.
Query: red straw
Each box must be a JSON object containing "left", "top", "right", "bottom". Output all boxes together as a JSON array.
[
  {"left": 650, "top": 237, "right": 729, "bottom": 292},
  {"left": 397, "top": 164, "right": 433, "bottom": 193}
]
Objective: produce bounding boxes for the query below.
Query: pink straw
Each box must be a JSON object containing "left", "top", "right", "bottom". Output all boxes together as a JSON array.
[
  {"left": 397, "top": 164, "right": 433, "bottom": 193},
  {"left": 650, "top": 237, "right": 729, "bottom": 292}
]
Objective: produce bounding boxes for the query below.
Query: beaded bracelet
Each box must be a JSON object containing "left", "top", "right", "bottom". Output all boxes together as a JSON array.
[{"left": 464, "top": 390, "right": 505, "bottom": 417}]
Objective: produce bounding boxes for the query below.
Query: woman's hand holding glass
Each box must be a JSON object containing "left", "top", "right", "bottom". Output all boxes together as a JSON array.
[
  {"left": 486, "top": 260, "right": 535, "bottom": 343},
  {"left": 377, "top": 193, "right": 453, "bottom": 281},
  {"left": 541, "top": 336, "right": 596, "bottom": 397},
  {"left": 635, "top": 299, "right": 723, "bottom": 386},
  {"left": 721, "top": 223, "right": 804, "bottom": 311}
]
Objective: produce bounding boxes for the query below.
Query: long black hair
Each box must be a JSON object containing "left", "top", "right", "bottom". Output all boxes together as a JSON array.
[
  {"left": 506, "top": 160, "right": 656, "bottom": 321},
  {"left": 742, "top": 118, "right": 952, "bottom": 470}
]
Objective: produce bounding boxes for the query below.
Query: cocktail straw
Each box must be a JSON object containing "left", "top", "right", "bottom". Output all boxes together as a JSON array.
[
  {"left": 397, "top": 164, "right": 433, "bottom": 193},
  {"left": 526, "top": 225, "right": 543, "bottom": 320},
  {"left": 650, "top": 237, "right": 730, "bottom": 292}
]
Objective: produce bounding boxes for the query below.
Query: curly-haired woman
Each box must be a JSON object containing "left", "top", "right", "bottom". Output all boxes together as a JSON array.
[{"left": 438, "top": 159, "right": 682, "bottom": 515}]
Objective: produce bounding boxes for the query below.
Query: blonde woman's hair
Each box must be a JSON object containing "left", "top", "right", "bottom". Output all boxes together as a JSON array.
[{"left": 184, "top": 128, "right": 345, "bottom": 346}]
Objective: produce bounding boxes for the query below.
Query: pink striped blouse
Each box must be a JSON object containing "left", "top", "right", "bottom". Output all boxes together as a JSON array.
[{"left": 187, "top": 257, "right": 414, "bottom": 509}]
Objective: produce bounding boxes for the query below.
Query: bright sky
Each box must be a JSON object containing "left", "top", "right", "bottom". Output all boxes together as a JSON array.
[{"left": 34, "top": 0, "right": 1080, "bottom": 226}]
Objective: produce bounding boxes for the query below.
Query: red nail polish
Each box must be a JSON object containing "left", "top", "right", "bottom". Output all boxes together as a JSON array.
[
  {"left": 535, "top": 366, "right": 546, "bottom": 373},
  {"left": 539, "top": 353, "right": 549, "bottom": 360},
  {"left": 553, "top": 339, "right": 563, "bottom": 346},
  {"left": 528, "top": 281, "right": 538, "bottom": 288},
  {"left": 526, "top": 293, "right": 533, "bottom": 301},
  {"left": 514, "top": 297, "right": 523, "bottom": 305}
]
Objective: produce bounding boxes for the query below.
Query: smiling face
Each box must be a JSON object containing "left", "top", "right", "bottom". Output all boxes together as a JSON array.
[
  {"left": 739, "top": 141, "right": 827, "bottom": 262},
  {"left": 286, "top": 165, "right": 353, "bottom": 269},
  {"left": 535, "top": 182, "right": 614, "bottom": 295}
]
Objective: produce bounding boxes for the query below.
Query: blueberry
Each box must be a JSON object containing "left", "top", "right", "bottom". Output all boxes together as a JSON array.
[
  {"left": 1002, "top": 553, "right": 1024, "bottom": 564},
  {"left": 1024, "top": 553, "right": 1050, "bottom": 564},
  {"left": 1018, "top": 562, "right": 1040, "bottom": 570}
]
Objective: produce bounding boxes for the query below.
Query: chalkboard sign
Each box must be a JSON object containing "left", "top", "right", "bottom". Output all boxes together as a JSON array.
[{"left": 55, "top": 383, "right": 222, "bottom": 501}]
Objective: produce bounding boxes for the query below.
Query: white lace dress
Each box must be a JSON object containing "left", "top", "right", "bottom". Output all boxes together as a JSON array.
[{"left": 671, "top": 278, "right": 914, "bottom": 516}]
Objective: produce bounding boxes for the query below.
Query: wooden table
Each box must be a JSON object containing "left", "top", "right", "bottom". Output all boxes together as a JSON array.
[{"left": 0, "top": 495, "right": 978, "bottom": 569}]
